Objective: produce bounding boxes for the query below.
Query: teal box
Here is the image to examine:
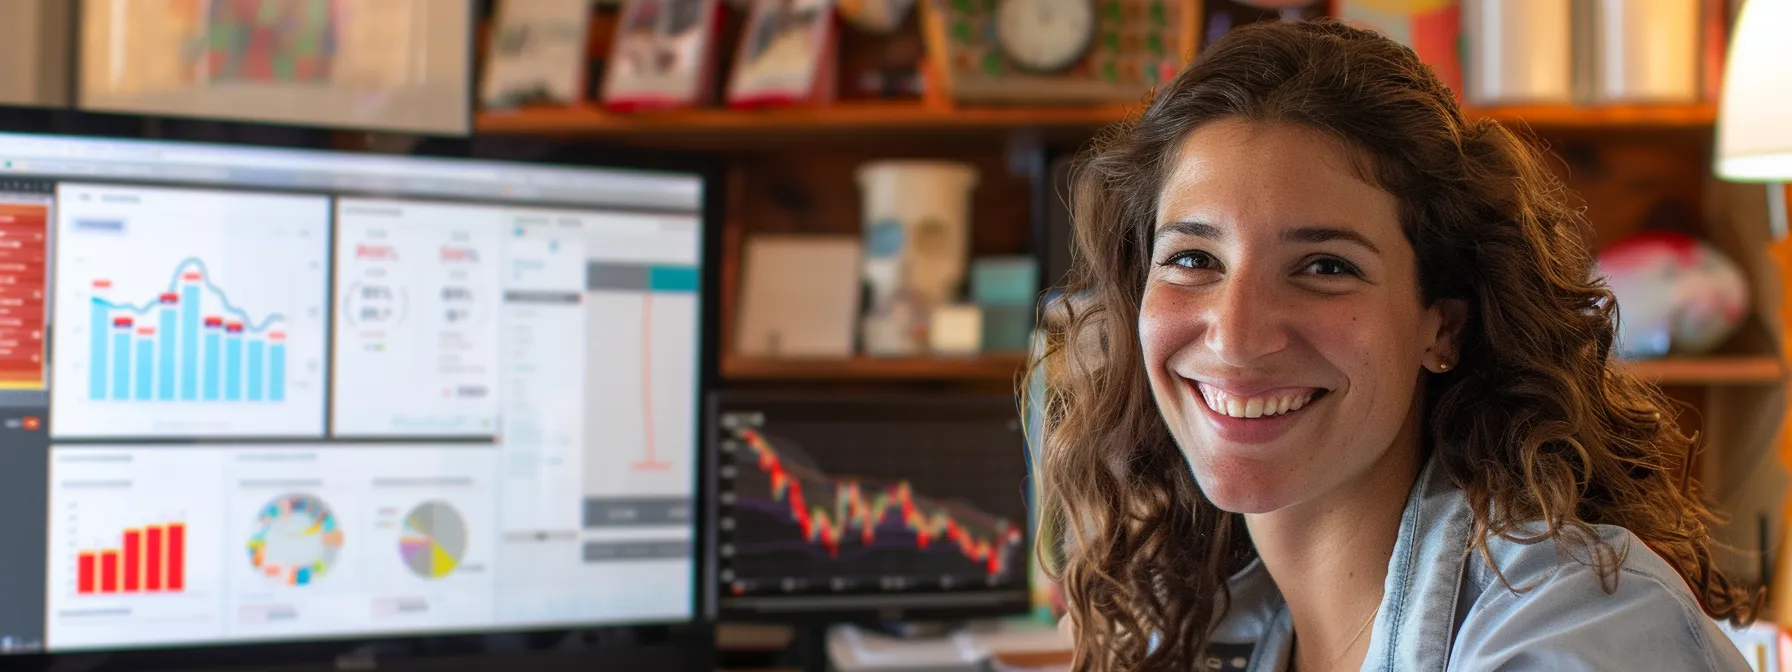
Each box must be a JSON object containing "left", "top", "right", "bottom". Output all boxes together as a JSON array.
[
  {"left": 971, "top": 256, "right": 1038, "bottom": 306},
  {"left": 972, "top": 257, "right": 1038, "bottom": 351}
]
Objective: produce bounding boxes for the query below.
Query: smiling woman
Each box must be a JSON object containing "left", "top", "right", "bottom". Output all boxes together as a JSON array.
[{"left": 1031, "top": 19, "right": 1757, "bottom": 672}]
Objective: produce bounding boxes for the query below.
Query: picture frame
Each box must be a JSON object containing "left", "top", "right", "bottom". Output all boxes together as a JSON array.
[
  {"left": 76, "top": 0, "right": 474, "bottom": 136},
  {"left": 479, "top": 0, "right": 594, "bottom": 110},
  {"left": 725, "top": 0, "right": 837, "bottom": 108},
  {"left": 600, "top": 0, "right": 725, "bottom": 111}
]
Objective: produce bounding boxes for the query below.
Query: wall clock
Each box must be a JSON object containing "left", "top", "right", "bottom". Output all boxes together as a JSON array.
[
  {"left": 918, "top": 0, "right": 1194, "bottom": 104},
  {"left": 993, "top": 0, "right": 1097, "bottom": 74}
]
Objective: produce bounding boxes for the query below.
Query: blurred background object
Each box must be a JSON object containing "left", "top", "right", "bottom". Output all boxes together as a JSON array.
[
  {"left": 856, "top": 160, "right": 979, "bottom": 357},
  {"left": 1588, "top": 0, "right": 1703, "bottom": 104},
  {"left": 77, "top": 0, "right": 474, "bottom": 134},
  {"left": 480, "top": 0, "right": 594, "bottom": 109},
  {"left": 727, "top": 0, "right": 839, "bottom": 108},
  {"left": 1463, "top": 0, "right": 1576, "bottom": 105},
  {"left": 1716, "top": 0, "right": 1792, "bottom": 183},
  {"left": 838, "top": 0, "right": 917, "bottom": 33},
  {"left": 735, "top": 234, "right": 863, "bottom": 358},
  {"left": 1598, "top": 231, "right": 1750, "bottom": 359},
  {"left": 1335, "top": 0, "right": 1463, "bottom": 97},
  {"left": 0, "top": 0, "right": 72, "bottom": 108}
]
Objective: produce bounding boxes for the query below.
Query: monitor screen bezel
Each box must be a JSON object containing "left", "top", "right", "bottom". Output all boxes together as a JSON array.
[{"left": 0, "top": 103, "right": 723, "bottom": 671}]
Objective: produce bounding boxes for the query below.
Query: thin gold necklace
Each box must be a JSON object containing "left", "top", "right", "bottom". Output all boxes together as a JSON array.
[{"left": 1318, "top": 603, "right": 1380, "bottom": 672}]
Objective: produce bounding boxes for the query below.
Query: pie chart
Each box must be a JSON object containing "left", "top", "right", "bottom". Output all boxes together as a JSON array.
[{"left": 399, "top": 501, "right": 466, "bottom": 579}]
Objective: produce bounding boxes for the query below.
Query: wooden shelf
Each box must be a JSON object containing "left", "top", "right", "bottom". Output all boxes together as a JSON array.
[
  {"left": 475, "top": 101, "right": 1716, "bottom": 144},
  {"left": 1621, "top": 356, "right": 1784, "bottom": 385},
  {"left": 476, "top": 101, "right": 1132, "bottom": 145},
  {"left": 721, "top": 354, "right": 1029, "bottom": 381},
  {"left": 1468, "top": 102, "right": 1718, "bottom": 131}
]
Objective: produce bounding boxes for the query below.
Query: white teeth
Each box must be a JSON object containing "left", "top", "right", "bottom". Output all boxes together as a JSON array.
[{"left": 1198, "top": 384, "right": 1318, "bottom": 419}]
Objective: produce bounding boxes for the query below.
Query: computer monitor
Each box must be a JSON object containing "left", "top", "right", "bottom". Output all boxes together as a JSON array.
[
  {"left": 0, "top": 117, "right": 716, "bottom": 664},
  {"left": 707, "top": 391, "right": 1033, "bottom": 622}
]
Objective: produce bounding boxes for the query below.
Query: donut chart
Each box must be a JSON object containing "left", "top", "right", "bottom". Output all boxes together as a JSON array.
[{"left": 247, "top": 493, "right": 342, "bottom": 586}]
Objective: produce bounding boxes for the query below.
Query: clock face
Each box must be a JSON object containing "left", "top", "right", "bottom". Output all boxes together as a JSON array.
[{"left": 994, "top": 0, "right": 1097, "bottom": 74}]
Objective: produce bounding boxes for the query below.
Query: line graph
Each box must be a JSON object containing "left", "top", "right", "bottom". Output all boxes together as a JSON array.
[
  {"left": 87, "top": 258, "right": 288, "bottom": 404},
  {"left": 91, "top": 258, "right": 285, "bottom": 331},
  {"left": 713, "top": 399, "right": 1031, "bottom": 598},
  {"left": 737, "top": 428, "right": 1022, "bottom": 576},
  {"left": 49, "top": 183, "right": 329, "bottom": 438}
]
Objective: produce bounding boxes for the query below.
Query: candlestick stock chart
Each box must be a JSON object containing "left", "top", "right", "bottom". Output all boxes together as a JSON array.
[{"left": 715, "top": 400, "right": 1030, "bottom": 599}]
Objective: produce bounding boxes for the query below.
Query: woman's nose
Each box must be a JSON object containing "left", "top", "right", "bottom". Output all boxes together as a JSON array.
[{"left": 1202, "top": 274, "right": 1291, "bottom": 366}]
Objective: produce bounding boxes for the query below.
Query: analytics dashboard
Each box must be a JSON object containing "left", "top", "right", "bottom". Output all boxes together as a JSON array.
[{"left": 0, "top": 133, "right": 705, "bottom": 654}]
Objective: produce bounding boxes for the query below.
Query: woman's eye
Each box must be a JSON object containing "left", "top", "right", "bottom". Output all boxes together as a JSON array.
[
  {"left": 1164, "top": 251, "right": 1218, "bottom": 270},
  {"left": 1306, "top": 257, "right": 1359, "bottom": 277}
]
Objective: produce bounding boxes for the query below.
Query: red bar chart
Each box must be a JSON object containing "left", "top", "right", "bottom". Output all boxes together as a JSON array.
[{"left": 76, "top": 522, "right": 187, "bottom": 595}]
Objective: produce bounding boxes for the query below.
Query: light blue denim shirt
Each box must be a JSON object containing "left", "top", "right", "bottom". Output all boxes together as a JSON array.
[{"left": 1194, "top": 456, "right": 1752, "bottom": 671}]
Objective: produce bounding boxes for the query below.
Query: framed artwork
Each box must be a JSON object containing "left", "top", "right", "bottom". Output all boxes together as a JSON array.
[
  {"left": 726, "top": 0, "right": 836, "bottom": 108},
  {"left": 480, "top": 0, "right": 593, "bottom": 109},
  {"left": 601, "top": 0, "right": 723, "bottom": 110},
  {"left": 77, "top": 0, "right": 474, "bottom": 136}
]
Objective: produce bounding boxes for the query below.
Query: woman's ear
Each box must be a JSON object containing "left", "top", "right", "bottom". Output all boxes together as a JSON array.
[{"left": 1424, "top": 299, "right": 1469, "bottom": 372}]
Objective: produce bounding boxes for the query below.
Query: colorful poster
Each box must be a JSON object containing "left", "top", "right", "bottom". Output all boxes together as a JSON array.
[{"left": 202, "top": 0, "right": 338, "bottom": 83}]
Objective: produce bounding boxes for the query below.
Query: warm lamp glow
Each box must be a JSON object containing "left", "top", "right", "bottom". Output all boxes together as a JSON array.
[{"left": 1717, "top": 0, "right": 1792, "bottom": 181}]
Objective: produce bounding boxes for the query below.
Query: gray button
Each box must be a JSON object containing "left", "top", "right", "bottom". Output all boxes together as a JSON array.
[
  {"left": 582, "top": 539, "right": 692, "bottom": 563},
  {"left": 583, "top": 497, "right": 690, "bottom": 528}
]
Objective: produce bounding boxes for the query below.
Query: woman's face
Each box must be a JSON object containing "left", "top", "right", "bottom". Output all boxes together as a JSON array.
[{"left": 1141, "top": 119, "right": 1457, "bottom": 515}]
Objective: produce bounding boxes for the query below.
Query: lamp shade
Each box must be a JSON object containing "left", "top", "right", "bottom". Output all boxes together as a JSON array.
[{"left": 1717, "top": 0, "right": 1792, "bottom": 181}]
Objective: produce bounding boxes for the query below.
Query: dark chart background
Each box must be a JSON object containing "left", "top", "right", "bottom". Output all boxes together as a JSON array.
[{"left": 716, "top": 402, "right": 1030, "bottom": 599}]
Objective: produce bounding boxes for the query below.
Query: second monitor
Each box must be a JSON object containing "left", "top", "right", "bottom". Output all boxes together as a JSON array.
[{"left": 708, "top": 391, "right": 1033, "bottom": 622}]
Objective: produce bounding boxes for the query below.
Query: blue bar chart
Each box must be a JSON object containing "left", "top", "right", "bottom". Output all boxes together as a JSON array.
[
  {"left": 49, "top": 183, "right": 329, "bottom": 438},
  {"left": 86, "top": 260, "right": 289, "bottom": 406}
]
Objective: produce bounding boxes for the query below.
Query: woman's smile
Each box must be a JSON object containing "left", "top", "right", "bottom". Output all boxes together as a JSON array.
[{"left": 1184, "top": 378, "right": 1331, "bottom": 444}]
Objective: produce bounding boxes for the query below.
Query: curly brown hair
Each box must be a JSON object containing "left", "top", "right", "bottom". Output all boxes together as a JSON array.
[{"left": 1030, "top": 19, "right": 1758, "bottom": 670}]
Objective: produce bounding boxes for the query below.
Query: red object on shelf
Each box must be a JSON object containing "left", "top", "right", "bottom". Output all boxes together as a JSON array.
[
  {"left": 77, "top": 552, "right": 95, "bottom": 594},
  {"left": 147, "top": 526, "right": 163, "bottom": 592}
]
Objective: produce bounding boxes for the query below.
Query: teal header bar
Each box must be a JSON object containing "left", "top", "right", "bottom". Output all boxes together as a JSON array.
[{"left": 648, "top": 266, "right": 700, "bottom": 292}]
